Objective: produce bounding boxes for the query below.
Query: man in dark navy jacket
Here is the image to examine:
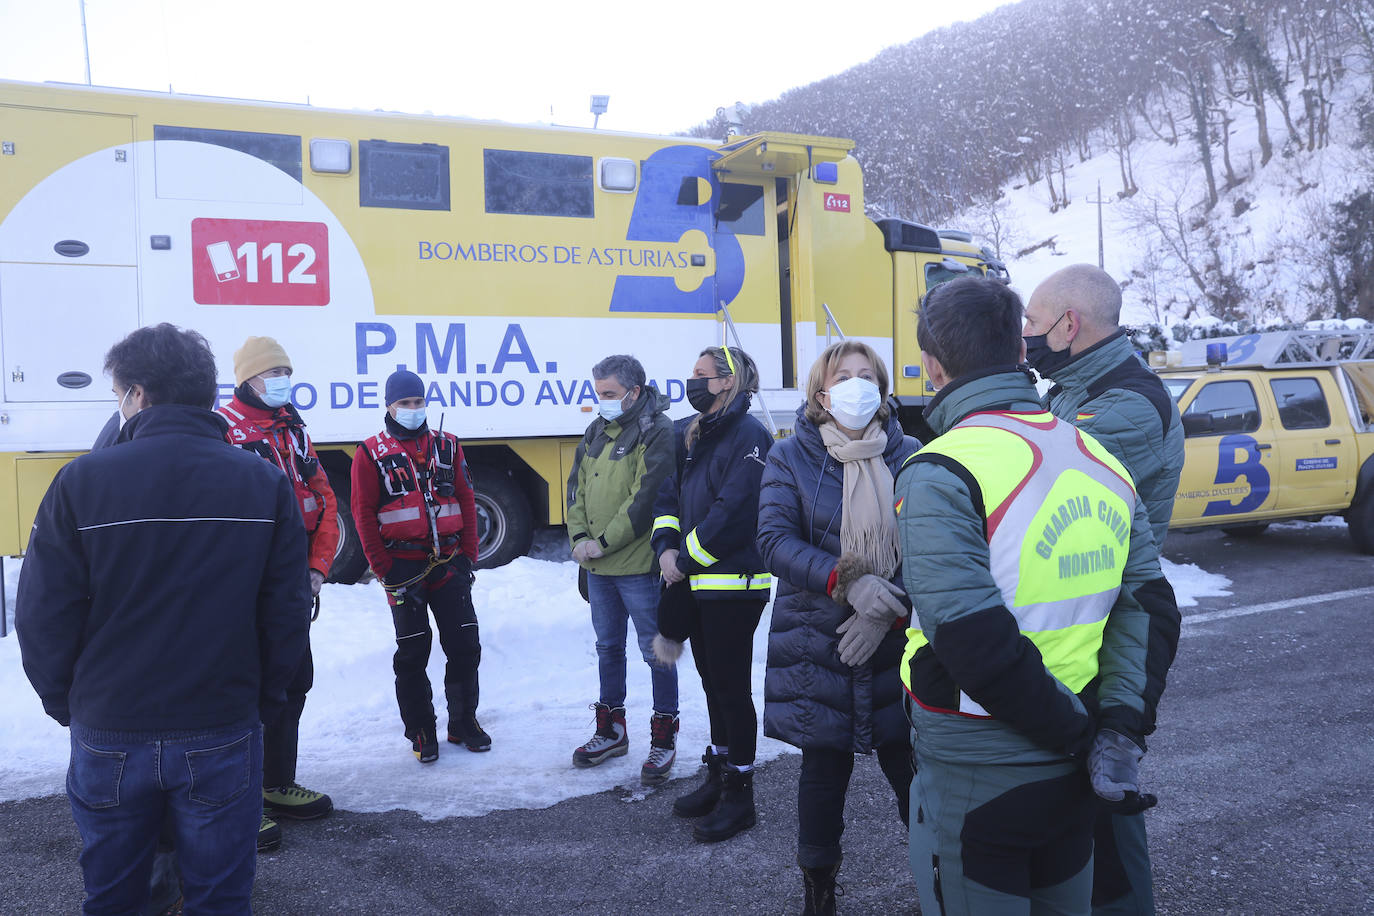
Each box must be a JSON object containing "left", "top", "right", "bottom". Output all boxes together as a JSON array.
[{"left": 17, "top": 323, "right": 310, "bottom": 915}]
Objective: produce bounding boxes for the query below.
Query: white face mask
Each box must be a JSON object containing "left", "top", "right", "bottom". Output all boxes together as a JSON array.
[
  {"left": 259, "top": 375, "right": 292, "bottom": 408},
  {"left": 117, "top": 388, "right": 135, "bottom": 430},
  {"left": 394, "top": 406, "right": 427, "bottom": 430},
  {"left": 826, "top": 376, "right": 882, "bottom": 430}
]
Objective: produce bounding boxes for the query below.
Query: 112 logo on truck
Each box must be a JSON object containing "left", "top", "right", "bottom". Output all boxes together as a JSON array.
[{"left": 192, "top": 218, "right": 330, "bottom": 306}]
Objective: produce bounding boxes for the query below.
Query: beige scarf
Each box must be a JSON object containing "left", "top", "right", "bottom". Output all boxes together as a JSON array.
[{"left": 819, "top": 419, "right": 899, "bottom": 579}]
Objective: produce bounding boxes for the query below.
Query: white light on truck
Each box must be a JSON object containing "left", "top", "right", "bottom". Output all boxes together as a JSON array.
[
  {"left": 599, "top": 157, "right": 636, "bottom": 192},
  {"left": 310, "top": 138, "right": 352, "bottom": 174}
]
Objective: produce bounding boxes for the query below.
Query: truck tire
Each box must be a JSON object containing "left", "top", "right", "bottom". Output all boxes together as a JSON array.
[
  {"left": 1347, "top": 493, "right": 1374, "bottom": 555},
  {"left": 472, "top": 468, "right": 534, "bottom": 569},
  {"left": 1221, "top": 523, "right": 1269, "bottom": 538},
  {"left": 324, "top": 464, "right": 370, "bottom": 584}
]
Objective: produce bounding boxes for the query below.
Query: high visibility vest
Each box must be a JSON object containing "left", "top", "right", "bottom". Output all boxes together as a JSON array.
[
  {"left": 217, "top": 402, "right": 325, "bottom": 533},
  {"left": 899, "top": 411, "right": 1137, "bottom": 717},
  {"left": 363, "top": 430, "right": 464, "bottom": 545}
]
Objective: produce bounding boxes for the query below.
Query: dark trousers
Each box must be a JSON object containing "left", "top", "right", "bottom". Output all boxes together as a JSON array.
[
  {"left": 690, "top": 596, "right": 766, "bottom": 766},
  {"left": 797, "top": 743, "right": 913, "bottom": 867},
  {"left": 1091, "top": 808, "right": 1155, "bottom": 914},
  {"left": 388, "top": 557, "right": 480, "bottom": 736},
  {"left": 262, "top": 640, "right": 313, "bottom": 788}
]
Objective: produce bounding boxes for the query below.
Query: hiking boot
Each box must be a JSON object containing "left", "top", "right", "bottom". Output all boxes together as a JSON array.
[
  {"left": 801, "top": 861, "right": 842, "bottom": 916},
  {"left": 257, "top": 813, "right": 282, "bottom": 852},
  {"left": 572, "top": 703, "right": 628, "bottom": 768},
  {"left": 640, "top": 713, "right": 679, "bottom": 786},
  {"left": 673, "top": 746, "right": 726, "bottom": 818},
  {"left": 693, "top": 764, "right": 756, "bottom": 843},
  {"left": 448, "top": 715, "right": 492, "bottom": 752},
  {"left": 263, "top": 783, "right": 334, "bottom": 820},
  {"left": 412, "top": 726, "right": 439, "bottom": 763}
]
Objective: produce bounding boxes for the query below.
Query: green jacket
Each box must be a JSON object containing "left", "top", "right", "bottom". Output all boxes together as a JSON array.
[
  {"left": 566, "top": 386, "right": 675, "bottom": 577},
  {"left": 1045, "top": 331, "right": 1184, "bottom": 549},
  {"left": 896, "top": 369, "right": 1153, "bottom": 766}
]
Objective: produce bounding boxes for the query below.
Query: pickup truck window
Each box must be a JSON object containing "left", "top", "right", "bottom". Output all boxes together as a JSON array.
[
  {"left": 1270, "top": 378, "right": 1331, "bottom": 430},
  {"left": 1183, "top": 379, "right": 1260, "bottom": 437},
  {"left": 1163, "top": 377, "right": 1194, "bottom": 402}
]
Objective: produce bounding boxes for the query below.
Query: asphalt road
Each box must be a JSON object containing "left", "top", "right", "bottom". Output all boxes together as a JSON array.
[{"left": 2, "top": 523, "right": 1372, "bottom": 915}]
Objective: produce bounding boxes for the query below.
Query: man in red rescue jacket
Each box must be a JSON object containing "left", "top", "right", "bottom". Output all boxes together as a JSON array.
[
  {"left": 351, "top": 369, "right": 488, "bottom": 763},
  {"left": 218, "top": 336, "right": 339, "bottom": 849}
]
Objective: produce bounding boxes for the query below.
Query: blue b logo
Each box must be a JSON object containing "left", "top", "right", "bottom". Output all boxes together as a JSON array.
[{"left": 1202, "top": 434, "right": 1270, "bottom": 516}]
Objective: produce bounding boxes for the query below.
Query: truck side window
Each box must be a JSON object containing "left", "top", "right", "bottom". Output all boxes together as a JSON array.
[
  {"left": 154, "top": 125, "right": 302, "bottom": 182},
  {"left": 1270, "top": 378, "right": 1331, "bottom": 430},
  {"left": 484, "top": 150, "right": 593, "bottom": 218},
  {"left": 1183, "top": 380, "right": 1260, "bottom": 436},
  {"left": 716, "top": 183, "right": 765, "bottom": 236},
  {"left": 359, "top": 140, "right": 450, "bottom": 210}
]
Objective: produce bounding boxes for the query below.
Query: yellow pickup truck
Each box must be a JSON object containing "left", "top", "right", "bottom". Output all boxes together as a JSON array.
[{"left": 1156, "top": 330, "right": 1374, "bottom": 552}]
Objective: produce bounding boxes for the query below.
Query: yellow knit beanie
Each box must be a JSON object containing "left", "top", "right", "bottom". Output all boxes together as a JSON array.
[{"left": 233, "top": 336, "right": 292, "bottom": 385}]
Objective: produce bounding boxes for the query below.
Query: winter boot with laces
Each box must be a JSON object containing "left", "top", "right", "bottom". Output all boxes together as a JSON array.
[
  {"left": 256, "top": 813, "right": 282, "bottom": 853},
  {"left": 640, "top": 713, "right": 679, "bottom": 785},
  {"left": 692, "top": 763, "right": 756, "bottom": 843},
  {"left": 572, "top": 703, "right": 628, "bottom": 768},
  {"left": 411, "top": 726, "right": 439, "bottom": 763},
  {"left": 263, "top": 782, "right": 334, "bottom": 820},
  {"left": 800, "top": 860, "right": 842, "bottom": 916},
  {"left": 673, "top": 746, "right": 725, "bottom": 817},
  {"left": 448, "top": 714, "right": 492, "bottom": 752}
]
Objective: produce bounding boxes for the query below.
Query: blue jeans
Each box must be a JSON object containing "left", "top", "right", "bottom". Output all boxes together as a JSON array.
[
  {"left": 67, "top": 722, "right": 262, "bottom": 916},
  {"left": 587, "top": 571, "right": 678, "bottom": 715}
]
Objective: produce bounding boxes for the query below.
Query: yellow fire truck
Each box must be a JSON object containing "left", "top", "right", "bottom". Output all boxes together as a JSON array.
[{"left": 0, "top": 78, "right": 1003, "bottom": 583}]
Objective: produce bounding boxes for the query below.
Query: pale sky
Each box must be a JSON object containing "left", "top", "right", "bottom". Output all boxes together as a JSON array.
[{"left": 1, "top": 0, "right": 1008, "bottom": 134}]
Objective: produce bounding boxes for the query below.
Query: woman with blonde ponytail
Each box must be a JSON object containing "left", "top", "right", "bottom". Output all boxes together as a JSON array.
[{"left": 650, "top": 346, "right": 773, "bottom": 844}]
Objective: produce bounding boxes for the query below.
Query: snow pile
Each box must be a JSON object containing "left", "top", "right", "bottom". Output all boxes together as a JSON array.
[{"left": 0, "top": 550, "right": 1234, "bottom": 816}]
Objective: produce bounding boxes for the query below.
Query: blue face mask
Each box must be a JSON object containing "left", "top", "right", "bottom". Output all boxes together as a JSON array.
[
  {"left": 394, "top": 406, "right": 427, "bottom": 430},
  {"left": 259, "top": 375, "right": 292, "bottom": 408},
  {"left": 598, "top": 395, "right": 627, "bottom": 422}
]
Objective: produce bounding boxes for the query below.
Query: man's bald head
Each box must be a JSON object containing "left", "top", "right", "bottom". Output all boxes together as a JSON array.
[{"left": 1024, "top": 264, "right": 1123, "bottom": 355}]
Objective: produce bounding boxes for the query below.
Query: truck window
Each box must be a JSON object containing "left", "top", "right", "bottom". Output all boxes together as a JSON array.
[
  {"left": 924, "top": 260, "right": 979, "bottom": 291},
  {"left": 154, "top": 125, "right": 302, "bottom": 182},
  {"left": 359, "top": 140, "right": 450, "bottom": 211},
  {"left": 1270, "top": 377, "right": 1331, "bottom": 429},
  {"left": 1163, "top": 377, "right": 1194, "bottom": 402},
  {"left": 484, "top": 150, "right": 593, "bottom": 218},
  {"left": 1183, "top": 380, "right": 1260, "bottom": 436},
  {"left": 715, "top": 183, "right": 765, "bottom": 236}
]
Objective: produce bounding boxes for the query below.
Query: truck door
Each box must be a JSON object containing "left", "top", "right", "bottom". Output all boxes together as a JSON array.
[
  {"left": 1265, "top": 373, "right": 1354, "bottom": 512},
  {"left": 1174, "top": 377, "right": 1279, "bottom": 522},
  {"left": 0, "top": 107, "right": 138, "bottom": 402}
]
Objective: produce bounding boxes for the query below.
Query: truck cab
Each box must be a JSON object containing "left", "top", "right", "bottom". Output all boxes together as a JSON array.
[{"left": 1158, "top": 330, "right": 1374, "bottom": 551}]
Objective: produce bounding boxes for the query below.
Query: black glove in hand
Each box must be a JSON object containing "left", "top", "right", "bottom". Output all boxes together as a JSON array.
[{"left": 1089, "top": 729, "right": 1158, "bottom": 814}]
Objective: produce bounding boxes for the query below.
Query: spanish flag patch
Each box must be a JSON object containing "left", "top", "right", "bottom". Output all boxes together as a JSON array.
[
  {"left": 1076, "top": 412, "right": 1095, "bottom": 421},
  {"left": 895, "top": 497, "right": 905, "bottom": 516}
]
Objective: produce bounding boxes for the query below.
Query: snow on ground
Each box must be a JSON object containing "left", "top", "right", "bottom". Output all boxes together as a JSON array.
[{"left": 1, "top": 549, "right": 1233, "bottom": 817}]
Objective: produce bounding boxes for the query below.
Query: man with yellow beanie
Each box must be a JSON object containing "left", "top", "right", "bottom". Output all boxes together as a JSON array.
[{"left": 218, "top": 336, "right": 339, "bottom": 851}]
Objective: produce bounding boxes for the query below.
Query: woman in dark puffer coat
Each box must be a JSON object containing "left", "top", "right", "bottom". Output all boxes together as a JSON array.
[{"left": 757, "top": 340, "right": 919, "bottom": 915}]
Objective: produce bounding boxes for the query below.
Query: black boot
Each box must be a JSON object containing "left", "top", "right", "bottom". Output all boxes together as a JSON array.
[
  {"left": 692, "top": 764, "right": 756, "bottom": 842},
  {"left": 673, "top": 747, "right": 725, "bottom": 817},
  {"left": 801, "top": 861, "right": 841, "bottom": 916}
]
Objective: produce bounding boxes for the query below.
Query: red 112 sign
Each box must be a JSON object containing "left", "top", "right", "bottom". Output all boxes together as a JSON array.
[
  {"left": 823, "top": 193, "right": 851, "bottom": 212},
  {"left": 192, "top": 218, "right": 330, "bottom": 306}
]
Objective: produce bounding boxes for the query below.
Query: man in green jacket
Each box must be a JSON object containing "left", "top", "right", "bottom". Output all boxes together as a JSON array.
[
  {"left": 566, "top": 354, "right": 679, "bottom": 784},
  {"left": 1025, "top": 264, "right": 1184, "bottom": 915},
  {"left": 897, "top": 276, "right": 1155, "bottom": 916}
]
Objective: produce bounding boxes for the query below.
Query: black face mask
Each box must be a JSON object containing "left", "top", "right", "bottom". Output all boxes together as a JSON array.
[
  {"left": 1023, "top": 334, "right": 1072, "bottom": 378},
  {"left": 1023, "top": 312, "right": 1071, "bottom": 378},
  {"left": 686, "top": 377, "right": 721, "bottom": 413}
]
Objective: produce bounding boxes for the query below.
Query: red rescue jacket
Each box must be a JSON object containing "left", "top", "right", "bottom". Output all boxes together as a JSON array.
[
  {"left": 350, "top": 422, "right": 478, "bottom": 579},
  {"left": 217, "top": 396, "right": 340, "bottom": 578}
]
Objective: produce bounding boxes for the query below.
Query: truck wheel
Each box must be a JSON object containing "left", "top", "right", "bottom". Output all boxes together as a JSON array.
[
  {"left": 472, "top": 468, "right": 534, "bottom": 569},
  {"left": 1347, "top": 494, "right": 1374, "bottom": 555},
  {"left": 1221, "top": 523, "right": 1269, "bottom": 538},
  {"left": 324, "top": 464, "right": 370, "bottom": 584}
]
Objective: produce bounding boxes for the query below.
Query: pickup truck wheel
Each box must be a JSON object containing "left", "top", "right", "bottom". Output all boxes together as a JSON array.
[
  {"left": 1347, "top": 494, "right": 1374, "bottom": 555},
  {"left": 472, "top": 469, "right": 533, "bottom": 569},
  {"left": 324, "top": 464, "right": 370, "bottom": 584},
  {"left": 1221, "top": 524, "right": 1269, "bottom": 538}
]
